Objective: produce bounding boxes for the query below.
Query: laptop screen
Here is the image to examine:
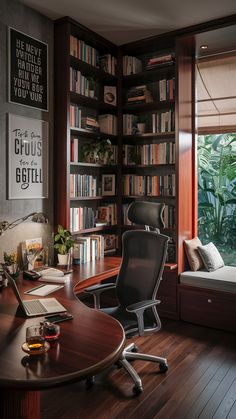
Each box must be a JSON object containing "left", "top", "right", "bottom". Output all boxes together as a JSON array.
[{"left": 4, "top": 271, "right": 27, "bottom": 313}]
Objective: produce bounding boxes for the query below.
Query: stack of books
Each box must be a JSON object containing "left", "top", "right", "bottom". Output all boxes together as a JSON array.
[
  {"left": 126, "top": 85, "right": 153, "bottom": 104},
  {"left": 81, "top": 116, "right": 99, "bottom": 132},
  {"left": 123, "top": 55, "right": 142, "bottom": 75},
  {"left": 146, "top": 54, "right": 174, "bottom": 70}
]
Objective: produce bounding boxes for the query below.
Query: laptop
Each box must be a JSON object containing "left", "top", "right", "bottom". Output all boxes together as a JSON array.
[{"left": 5, "top": 271, "right": 67, "bottom": 317}]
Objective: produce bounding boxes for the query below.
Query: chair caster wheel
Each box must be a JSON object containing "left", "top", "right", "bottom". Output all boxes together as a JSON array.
[
  {"left": 86, "top": 376, "right": 95, "bottom": 389},
  {"left": 133, "top": 385, "right": 143, "bottom": 395},
  {"left": 131, "top": 345, "right": 139, "bottom": 353},
  {"left": 159, "top": 363, "right": 168, "bottom": 373}
]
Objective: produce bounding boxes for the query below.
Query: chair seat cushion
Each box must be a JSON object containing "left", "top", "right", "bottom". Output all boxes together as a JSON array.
[{"left": 180, "top": 266, "right": 236, "bottom": 292}]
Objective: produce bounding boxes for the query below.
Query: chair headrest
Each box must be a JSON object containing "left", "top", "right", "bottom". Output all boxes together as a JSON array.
[{"left": 127, "top": 201, "right": 165, "bottom": 229}]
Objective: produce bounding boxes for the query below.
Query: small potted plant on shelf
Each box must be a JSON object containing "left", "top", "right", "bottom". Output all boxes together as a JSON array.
[
  {"left": 2, "top": 252, "right": 19, "bottom": 278},
  {"left": 97, "top": 138, "right": 114, "bottom": 164},
  {"left": 137, "top": 114, "right": 147, "bottom": 134},
  {"left": 54, "top": 225, "right": 74, "bottom": 266},
  {"left": 88, "top": 77, "right": 97, "bottom": 98}
]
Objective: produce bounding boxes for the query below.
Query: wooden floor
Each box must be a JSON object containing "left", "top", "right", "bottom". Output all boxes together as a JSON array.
[{"left": 41, "top": 320, "right": 236, "bottom": 419}]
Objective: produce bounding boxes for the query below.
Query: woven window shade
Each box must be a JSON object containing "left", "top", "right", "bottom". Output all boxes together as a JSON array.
[{"left": 196, "top": 53, "right": 236, "bottom": 134}]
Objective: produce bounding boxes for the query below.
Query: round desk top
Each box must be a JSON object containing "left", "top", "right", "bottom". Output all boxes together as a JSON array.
[{"left": 0, "top": 258, "right": 125, "bottom": 390}]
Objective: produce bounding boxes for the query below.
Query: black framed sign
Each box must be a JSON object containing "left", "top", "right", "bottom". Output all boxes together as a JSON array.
[{"left": 8, "top": 27, "right": 48, "bottom": 111}]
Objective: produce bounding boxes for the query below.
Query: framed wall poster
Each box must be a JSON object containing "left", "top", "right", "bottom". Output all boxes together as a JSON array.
[
  {"left": 8, "top": 114, "right": 48, "bottom": 199},
  {"left": 8, "top": 27, "right": 48, "bottom": 111},
  {"left": 102, "top": 174, "right": 115, "bottom": 196}
]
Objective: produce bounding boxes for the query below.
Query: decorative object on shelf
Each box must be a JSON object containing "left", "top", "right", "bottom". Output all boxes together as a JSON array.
[
  {"left": 104, "top": 86, "right": 117, "bottom": 106},
  {"left": 0, "top": 212, "right": 48, "bottom": 236},
  {"left": 137, "top": 114, "right": 147, "bottom": 134},
  {"left": 54, "top": 225, "right": 74, "bottom": 266},
  {"left": 9, "top": 27, "right": 48, "bottom": 111},
  {"left": 88, "top": 77, "right": 97, "bottom": 98},
  {"left": 8, "top": 114, "right": 49, "bottom": 199},
  {"left": 2, "top": 252, "right": 19, "bottom": 279},
  {"left": 102, "top": 174, "right": 116, "bottom": 196}
]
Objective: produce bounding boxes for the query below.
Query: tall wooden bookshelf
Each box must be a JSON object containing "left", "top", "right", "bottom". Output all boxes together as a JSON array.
[
  {"left": 54, "top": 17, "right": 120, "bottom": 257},
  {"left": 54, "top": 18, "right": 195, "bottom": 319}
]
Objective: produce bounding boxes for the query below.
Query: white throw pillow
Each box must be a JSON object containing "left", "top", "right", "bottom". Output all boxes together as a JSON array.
[{"left": 197, "top": 242, "right": 224, "bottom": 272}]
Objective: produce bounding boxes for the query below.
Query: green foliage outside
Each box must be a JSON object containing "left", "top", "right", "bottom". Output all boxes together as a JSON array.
[{"left": 198, "top": 133, "right": 236, "bottom": 265}]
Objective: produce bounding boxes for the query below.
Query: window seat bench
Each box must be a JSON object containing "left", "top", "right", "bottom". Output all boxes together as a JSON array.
[{"left": 178, "top": 266, "right": 236, "bottom": 333}]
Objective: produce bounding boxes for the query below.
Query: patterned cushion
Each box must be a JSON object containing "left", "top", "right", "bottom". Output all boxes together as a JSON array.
[
  {"left": 197, "top": 242, "right": 224, "bottom": 272},
  {"left": 184, "top": 237, "right": 204, "bottom": 271}
]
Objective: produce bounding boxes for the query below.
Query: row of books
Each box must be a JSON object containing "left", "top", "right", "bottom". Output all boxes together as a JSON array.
[
  {"left": 152, "top": 110, "right": 175, "bottom": 133},
  {"left": 123, "top": 114, "right": 138, "bottom": 135},
  {"left": 98, "top": 114, "right": 118, "bottom": 135},
  {"left": 70, "top": 68, "right": 97, "bottom": 98},
  {"left": 73, "top": 235, "right": 104, "bottom": 264},
  {"left": 123, "top": 174, "right": 176, "bottom": 197},
  {"left": 163, "top": 205, "right": 175, "bottom": 228},
  {"left": 70, "top": 206, "right": 95, "bottom": 231},
  {"left": 123, "top": 55, "right": 142, "bottom": 75},
  {"left": 70, "top": 204, "right": 117, "bottom": 232},
  {"left": 123, "top": 142, "right": 175, "bottom": 165},
  {"left": 70, "top": 36, "right": 117, "bottom": 75},
  {"left": 70, "top": 174, "right": 98, "bottom": 198},
  {"left": 150, "top": 78, "right": 175, "bottom": 102},
  {"left": 126, "top": 85, "right": 153, "bottom": 104},
  {"left": 146, "top": 54, "right": 175, "bottom": 70},
  {"left": 100, "top": 55, "right": 117, "bottom": 76},
  {"left": 70, "top": 105, "right": 117, "bottom": 135}
]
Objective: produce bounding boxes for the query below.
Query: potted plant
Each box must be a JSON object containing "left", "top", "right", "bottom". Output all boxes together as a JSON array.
[
  {"left": 97, "top": 138, "right": 114, "bottom": 164},
  {"left": 2, "top": 252, "right": 19, "bottom": 278},
  {"left": 81, "top": 141, "right": 99, "bottom": 163},
  {"left": 88, "top": 77, "right": 96, "bottom": 98},
  {"left": 54, "top": 225, "right": 74, "bottom": 265},
  {"left": 137, "top": 114, "right": 147, "bottom": 134}
]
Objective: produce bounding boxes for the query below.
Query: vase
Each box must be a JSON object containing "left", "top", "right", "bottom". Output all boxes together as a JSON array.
[
  {"left": 137, "top": 123, "right": 146, "bottom": 134},
  {"left": 57, "top": 253, "right": 70, "bottom": 266}
]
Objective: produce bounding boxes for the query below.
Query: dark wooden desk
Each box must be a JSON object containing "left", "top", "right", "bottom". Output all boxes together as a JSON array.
[{"left": 0, "top": 257, "right": 125, "bottom": 419}]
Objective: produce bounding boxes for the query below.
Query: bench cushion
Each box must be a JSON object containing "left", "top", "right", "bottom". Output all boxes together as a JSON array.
[{"left": 180, "top": 266, "right": 236, "bottom": 292}]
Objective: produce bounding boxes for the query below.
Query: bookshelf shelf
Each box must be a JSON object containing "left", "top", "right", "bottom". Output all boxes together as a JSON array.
[
  {"left": 70, "top": 92, "right": 117, "bottom": 113},
  {"left": 70, "top": 162, "right": 118, "bottom": 169},
  {"left": 123, "top": 99, "right": 175, "bottom": 113},
  {"left": 70, "top": 56, "right": 117, "bottom": 83},
  {"left": 122, "top": 164, "right": 175, "bottom": 170},
  {"left": 122, "top": 63, "right": 175, "bottom": 87},
  {"left": 70, "top": 127, "right": 118, "bottom": 141},
  {"left": 71, "top": 225, "right": 118, "bottom": 235},
  {"left": 70, "top": 196, "right": 117, "bottom": 201}
]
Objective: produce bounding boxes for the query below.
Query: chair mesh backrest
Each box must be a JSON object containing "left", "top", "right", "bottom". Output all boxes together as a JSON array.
[
  {"left": 128, "top": 201, "right": 165, "bottom": 230},
  {"left": 116, "top": 230, "right": 169, "bottom": 308}
]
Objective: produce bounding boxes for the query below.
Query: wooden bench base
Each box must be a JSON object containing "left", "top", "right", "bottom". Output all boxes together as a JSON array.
[{"left": 178, "top": 284, "right": 236, "bottom": 333}]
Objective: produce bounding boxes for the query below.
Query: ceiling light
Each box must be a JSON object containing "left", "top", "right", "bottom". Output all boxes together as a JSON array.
[{"left": 200, "top": 45, "right": 208, "bottom": 50}]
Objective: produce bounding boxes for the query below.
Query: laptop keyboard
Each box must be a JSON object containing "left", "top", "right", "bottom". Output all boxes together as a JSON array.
[{"left": 24, "top": 300, "right": 47, "bottom": 314}]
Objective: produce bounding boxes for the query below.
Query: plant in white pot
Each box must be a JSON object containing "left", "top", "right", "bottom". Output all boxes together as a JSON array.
[{"left": 54, "top": 225, "right": 74, "bottom": 266}]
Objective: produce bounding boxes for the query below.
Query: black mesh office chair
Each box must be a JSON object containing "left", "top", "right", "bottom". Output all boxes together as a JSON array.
[{"left": 85, "top": 201, "right": 169, "bottom": 394}]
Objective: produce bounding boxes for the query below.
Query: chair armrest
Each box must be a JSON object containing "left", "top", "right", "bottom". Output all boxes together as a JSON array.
[
  {"left": 85, "top": 283, "right": 116, "bottom": 309},
  {"left": 126, "top": 299, "right": 160, "bottom": 313},
  {"left": 126, "top": 299, "right": 161, "bottom": 336}
]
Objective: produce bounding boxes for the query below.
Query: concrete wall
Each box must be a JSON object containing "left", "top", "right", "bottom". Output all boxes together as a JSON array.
[{"left": 0, "top": 0, "right": 54, "bottom": 263}]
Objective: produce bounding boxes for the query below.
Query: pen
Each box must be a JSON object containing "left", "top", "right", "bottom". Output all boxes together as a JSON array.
[{"left": 25, "top": 284, "right": 45, "bottom": 294}]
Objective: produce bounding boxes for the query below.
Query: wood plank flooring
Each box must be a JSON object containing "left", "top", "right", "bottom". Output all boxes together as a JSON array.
[{"left": 41, "top": 320, "right": 236, "bottom": 419}]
